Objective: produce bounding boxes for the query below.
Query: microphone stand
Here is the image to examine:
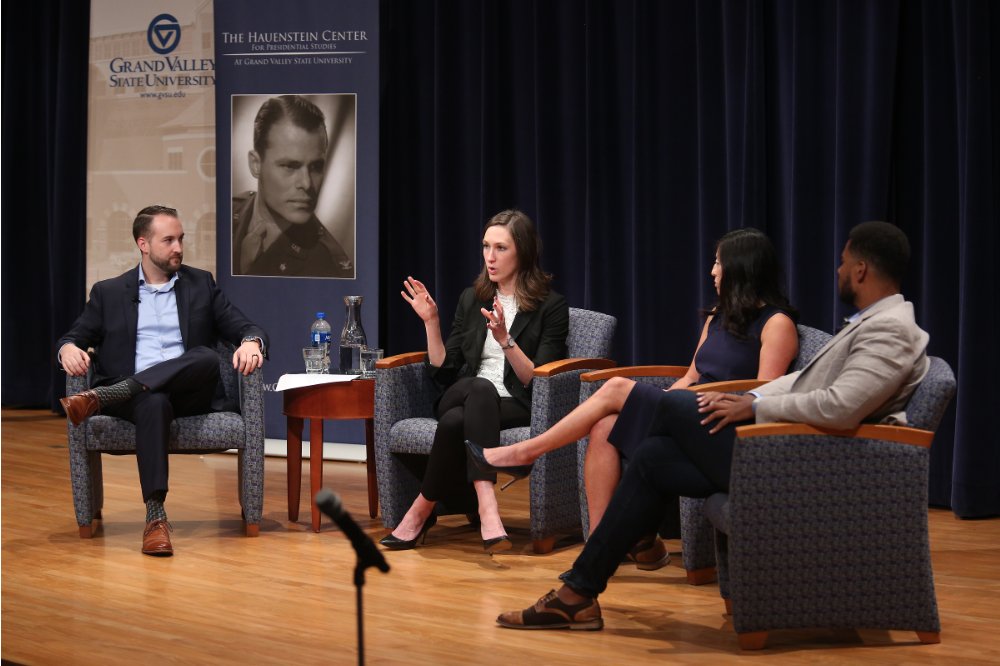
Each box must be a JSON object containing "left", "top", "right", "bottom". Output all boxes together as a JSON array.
[{"left": 352, "top": 550, "right": 385, "bottom": 666}]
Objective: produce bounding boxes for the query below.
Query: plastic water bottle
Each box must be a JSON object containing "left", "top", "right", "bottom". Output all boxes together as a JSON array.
[{"left": 310, "top": 312, "right": 332, "bottom": 370}]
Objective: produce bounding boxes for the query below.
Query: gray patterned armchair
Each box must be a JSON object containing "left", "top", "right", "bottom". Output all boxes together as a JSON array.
[
  {"left": 577, "top": 324, "right": 832, "bottom": 583},
  {"left": 702, "top": 356, "right": 955, "bottom": 650},
  {"left": 374, "top": 307, "right": 616, "bottom": 553},
  {"left": 65, "top": 342, "right": 265, "bottom": 538}
]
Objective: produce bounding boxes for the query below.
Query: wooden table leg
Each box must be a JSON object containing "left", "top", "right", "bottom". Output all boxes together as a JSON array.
[
  {"left": 287, "top": 416, "right": 303, "bottom": 522},
  {"left": 310, "top": 418, "right": 324, "bottom": 532},
  {"left": 365, "top": 417, "right": 378, "bottom": 518}
]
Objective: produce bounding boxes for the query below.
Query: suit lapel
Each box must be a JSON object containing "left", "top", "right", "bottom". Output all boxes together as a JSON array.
[
  {"left": 175, "top": 268, "right": 190, "bottom": 348},
  {"left": 507, "top": 305, "right": 533, "bottom": 341},
  {"left": 123, "top": 268, "right": 139, "bottom": 356}
]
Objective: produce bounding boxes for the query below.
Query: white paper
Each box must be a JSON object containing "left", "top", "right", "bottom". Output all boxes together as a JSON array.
[{"left": 274, "top": 373, "right": 359, "bottom": 392}]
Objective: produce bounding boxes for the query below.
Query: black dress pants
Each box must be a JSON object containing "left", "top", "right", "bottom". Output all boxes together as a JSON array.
[
  {"left": 101, "top": 346, "right": 221, "bottom": 503},
  {"left": 420, "top": 377, "right": 530, "bottom": 503}
]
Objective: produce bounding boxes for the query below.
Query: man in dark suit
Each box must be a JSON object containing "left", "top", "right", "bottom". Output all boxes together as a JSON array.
[{"left": 58, "top": 205, "right": 268, "bottom": 556}]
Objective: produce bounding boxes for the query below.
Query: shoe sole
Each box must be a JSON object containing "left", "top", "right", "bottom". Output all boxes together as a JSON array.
[
  {"left": 497, "top": 618, "right": 604, "bottom": 631},
  {"left": 142, "top": 549, "right": 173, "bottom": 556},
  {"left": 485, "top": 539, "right": 513, "bottom": 554},
  {"left": 635, "top": 554, "right": 671, "bottom": 571}
]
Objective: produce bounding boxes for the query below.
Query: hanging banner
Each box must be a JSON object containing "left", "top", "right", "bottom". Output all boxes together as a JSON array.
[
  {"left": 87, "top": 1, "right": 217, "bottom": 289},
  {"left": 214, "top": 0, "right": 379, "bottom": 442}
]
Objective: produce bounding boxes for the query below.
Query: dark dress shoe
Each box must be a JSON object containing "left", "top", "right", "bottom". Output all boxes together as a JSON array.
[
  {"left": 483, "top": 534, "right": 512, "bottom": 553},
  {"left": 464, "top": 440, "right": 533, "bottom": 480},
  {"left": 142, "top": 519, "right": 173, "bottom": 556},
  {"left": 60, "top": 390, "right": 101, "bottom": 426},
  {"left": 379, "top": 514, "right": 437, "bottom": 550}
]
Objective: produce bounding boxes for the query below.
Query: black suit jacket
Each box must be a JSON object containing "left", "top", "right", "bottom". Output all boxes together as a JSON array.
[
  {"left": 57, "top": 265, "right": 268, "bottom": 386},
  {"left": 428, "top": 287, "right": 569, "bottom": 408}
]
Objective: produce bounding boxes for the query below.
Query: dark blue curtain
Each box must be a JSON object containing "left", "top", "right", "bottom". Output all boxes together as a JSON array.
[
  {"left": 3, "top": 0, "right": 996, "bottom": 517},
  {"left": 380, "top": 0, "right": 998, "bottom": 517}
]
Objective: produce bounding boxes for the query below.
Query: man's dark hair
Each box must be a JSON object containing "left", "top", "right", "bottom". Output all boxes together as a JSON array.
[
  {"left": 133, "top": 205, "right": 179, "bottom": 241},
  {"left": 847, "top": 221, "right": 911, "bottom": 286},
  {"left": 252, "top": 95, "right": 327, "bottom": 156}
]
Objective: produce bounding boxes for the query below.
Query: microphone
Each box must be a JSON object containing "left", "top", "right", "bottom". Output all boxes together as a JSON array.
[
  {"left": 315, "top": 488, "right": 389, "bottom": 573},
  {"left": 132, "top": 295, "right": 141, "bottom": 304}
]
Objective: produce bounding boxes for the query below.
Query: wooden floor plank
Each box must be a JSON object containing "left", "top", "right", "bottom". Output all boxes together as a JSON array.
[{"left": 3, "top": 409, "right": 999, "bottom": 664}]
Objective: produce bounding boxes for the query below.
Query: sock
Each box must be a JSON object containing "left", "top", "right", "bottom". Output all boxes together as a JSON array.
[
  {"left": 92, "top": 378, "right": 144, "bottom": 408},
  {"left": 145, "top": 499, "right": 167, "bottom": 523}
]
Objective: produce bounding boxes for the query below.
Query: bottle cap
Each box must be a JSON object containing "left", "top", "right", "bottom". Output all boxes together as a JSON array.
[{"left": 316, "top": 312, "right": 325, "bottom": 318}]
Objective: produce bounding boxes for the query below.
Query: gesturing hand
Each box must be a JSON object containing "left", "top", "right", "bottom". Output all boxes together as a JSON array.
[
  {"left": 480, "top": 295, "right": 510, "bottom": 345},
  {"left": 695, "top": 392, "right": 755, "bottom": 434},
  {"left": 401, "top": 276, "right": 439, "bottom": 323}
]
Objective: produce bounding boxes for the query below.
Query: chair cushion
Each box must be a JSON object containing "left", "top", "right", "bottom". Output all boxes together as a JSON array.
[
  {"left": 83, "top": 412, "right": 246, "bottom": 452},
  {"left": 703, "top": 492, "right": 731, "bottom": 534},
  {"left": 388, "top": 417, "right": 528, "bottom": 454}
]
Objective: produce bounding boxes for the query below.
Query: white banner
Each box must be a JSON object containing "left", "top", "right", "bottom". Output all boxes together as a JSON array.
[{"left": 87, "top": 1, "right": 216, "bottom": 288}]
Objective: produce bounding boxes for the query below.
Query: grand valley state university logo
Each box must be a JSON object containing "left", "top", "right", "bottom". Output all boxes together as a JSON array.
[{"left": 147, "top": 14, "right": 181, "bottom": 55}]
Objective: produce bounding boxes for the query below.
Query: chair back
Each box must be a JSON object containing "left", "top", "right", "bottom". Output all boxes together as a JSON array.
[
  {"left": 791, "top": 324, "right": 832, "bottom": 371},
  {"left": 567, "top": 308, "right": 616, "bottom": 359},
  {"left": 905, "top": 356, "right": 956, "bottom": 432}
]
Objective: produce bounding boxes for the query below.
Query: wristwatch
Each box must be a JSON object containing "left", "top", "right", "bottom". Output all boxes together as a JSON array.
[
  {"left": 502, "top": 336, "right": 516, "bottom": 350},
  {"left": 242, "top": 336, "right": 266, "bottom": 356}
]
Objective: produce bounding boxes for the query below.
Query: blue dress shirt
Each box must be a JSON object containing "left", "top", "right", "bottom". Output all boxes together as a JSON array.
[{"left": 135, "top": 265, "right": 185, "bottom": 373}]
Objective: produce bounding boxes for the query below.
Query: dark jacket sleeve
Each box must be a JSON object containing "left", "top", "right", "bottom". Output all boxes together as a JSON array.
[
  {"left": 56, "top": 282, "right": 107, "bottom": 362},
  {"left": 501, "top": 290, "right": 569, "bottom": 406}
]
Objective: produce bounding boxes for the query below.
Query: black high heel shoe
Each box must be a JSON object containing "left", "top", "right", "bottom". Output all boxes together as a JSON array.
[
  {"left": 465, "top": 440, "right": 534, "bottom": 490},
  {"left": 483, "top": 534, "right": 512, "bottom": 554},
  {"left": 379, "top": 514, "right": 437, "bottom": 550}
]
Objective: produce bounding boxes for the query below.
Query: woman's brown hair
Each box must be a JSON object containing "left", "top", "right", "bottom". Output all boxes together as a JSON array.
[{"left": 473, "top": 209, "right": 552, "bottom": 311}]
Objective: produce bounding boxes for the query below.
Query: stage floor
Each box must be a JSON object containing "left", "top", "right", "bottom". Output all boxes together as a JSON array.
[{"left": 3, "top": 409, "right": 998, "bottom": 664}]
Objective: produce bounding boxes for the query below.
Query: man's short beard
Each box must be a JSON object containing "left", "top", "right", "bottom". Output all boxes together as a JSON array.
[{"left": 151, "top": 254, "right": 182, "bottom": 274}]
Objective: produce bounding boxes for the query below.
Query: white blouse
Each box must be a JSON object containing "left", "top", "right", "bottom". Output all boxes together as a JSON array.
[{"left": 476, "top": 292, "right": 518, "bottom": 398}]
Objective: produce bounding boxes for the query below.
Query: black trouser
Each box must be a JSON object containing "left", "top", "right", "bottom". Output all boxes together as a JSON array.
[
  {"left": 563, "top": 389, "right": 744, "bottom": 598},
  {"left": 420, "top": 377, "right": 530, "bottom": 503},
  {"left": 101, "top": 346, "right": 221, "bottom": 503}
]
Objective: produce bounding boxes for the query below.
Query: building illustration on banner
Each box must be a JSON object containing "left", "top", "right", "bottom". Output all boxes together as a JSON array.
[{"left": 86, "top": 1, "right": 216, "bottom": 290}]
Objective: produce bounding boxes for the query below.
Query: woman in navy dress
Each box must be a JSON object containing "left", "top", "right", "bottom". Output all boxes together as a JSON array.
[{"left": 467, "top": 228, "right": 797, "bottom": 564}]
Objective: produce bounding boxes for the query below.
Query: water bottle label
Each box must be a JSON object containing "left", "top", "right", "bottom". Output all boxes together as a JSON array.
[{"left": 312, "top": 331, "right": 330, "bottom": 346}]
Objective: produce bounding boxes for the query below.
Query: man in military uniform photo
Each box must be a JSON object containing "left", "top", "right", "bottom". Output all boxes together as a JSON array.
[{"left": 232, "top": 94, "right": 354, "bottom": 278}]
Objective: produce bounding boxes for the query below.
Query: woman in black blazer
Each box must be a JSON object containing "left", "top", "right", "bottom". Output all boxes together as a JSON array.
[{"left": 380, "top": 210, "right": 569, "bottom": 553}]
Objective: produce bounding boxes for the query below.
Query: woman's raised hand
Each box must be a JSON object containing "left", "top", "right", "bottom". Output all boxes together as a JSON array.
[
  {"left": 480, "top": 295, "right": 509, "bottom": 344},
  {"left": 401, "top": 276, "right": 439, "bottom": 322}
]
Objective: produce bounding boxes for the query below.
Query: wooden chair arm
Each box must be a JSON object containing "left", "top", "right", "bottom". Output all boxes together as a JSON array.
[
  {"left": 735, "top": 422, "right": 933, "bottom": 448},
  {"left": 580, "top": 365, "right": 689, "bottom": 383},
  {"left": 688, "top": 379, "right": 769, "bottom": 393},
  {"left": 534, "top": 358, "right": 616, "bottom": 378},
  {"left": 376, "top": 351, "right": 427, "bottom": 369}
]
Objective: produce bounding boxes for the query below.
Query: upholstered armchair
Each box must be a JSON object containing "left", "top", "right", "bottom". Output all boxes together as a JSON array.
[
  {"left": 374, "top": 307, "right": 616, "bottom": 553},
  {"left": 65, "top": 342, "right": 265, "bottom": 537},
  {"left": 702, "top": 356, "right": 955, "bottom": 649},
  {"left": 577, "top": 324, "right": 832, "bottom": 583}
]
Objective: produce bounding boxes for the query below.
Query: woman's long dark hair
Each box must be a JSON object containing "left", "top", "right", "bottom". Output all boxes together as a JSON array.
[
  {"left": 473, "top": 209, "right": 552, "bottom": 312},
  {"left": 711, "top": 228, "right": 797, "bottom": 337}
]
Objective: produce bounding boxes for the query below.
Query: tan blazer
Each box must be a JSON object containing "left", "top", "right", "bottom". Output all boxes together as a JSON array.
[{"left": 754, "top": 294, "right": 929, "bottom": 430}]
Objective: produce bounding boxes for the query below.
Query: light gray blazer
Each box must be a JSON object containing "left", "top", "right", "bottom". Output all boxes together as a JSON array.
[{"left": 754, "top": 294, "right": 929, "bottom": 430}]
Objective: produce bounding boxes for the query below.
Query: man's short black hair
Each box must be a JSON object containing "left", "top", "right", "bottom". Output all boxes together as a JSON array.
[
  {"left": 133, "top": 205, "right": 179, "bottom": 241},
  {"left": 252, "top": 95, "right": 327, "bottom": 156},
  {"left": 847, "top": 220, "right": 911, "bottom": 286}
]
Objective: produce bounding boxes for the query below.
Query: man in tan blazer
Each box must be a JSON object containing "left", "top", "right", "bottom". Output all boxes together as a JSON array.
[{"left": 495, "top": 221, "right": 931, "bottom": 631}]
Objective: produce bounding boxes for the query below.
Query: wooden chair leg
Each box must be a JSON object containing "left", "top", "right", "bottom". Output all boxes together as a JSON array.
[
  {"left": 245, "top": 522, "right": 260, "bottom": 537},
  {"left": 737, "top": 631, "right": 768, "bottom": 650},
  {"left": 532, "top": 537, "right": 556, "bottom": 554},
  {"left": 79, "top": 524, "right": 93, "bottom": 539},
  {"left": 916, "top": 631, "right": 941, "bottom": 644},
  {"left": 686, "top": 566, "right": 718, "bottom": 585}
]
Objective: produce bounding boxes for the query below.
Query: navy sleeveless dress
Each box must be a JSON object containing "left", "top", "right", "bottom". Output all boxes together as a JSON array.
[{"left": 607, "top": 306, "right": 786, "bottom": 459}]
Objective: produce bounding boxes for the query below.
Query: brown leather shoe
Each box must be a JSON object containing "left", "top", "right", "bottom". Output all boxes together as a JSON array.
[
  {"left": 625, "top": 535, "right": 670, "bottom": 571},
  {"left": 142, "top": 519, "right": 173, "bottom": 556},
  {"left": 59, "top": 390, "right": 101, "bottom": 426},
  {"left": 497, "top": 589, "right": 603, "bottom": 630}
]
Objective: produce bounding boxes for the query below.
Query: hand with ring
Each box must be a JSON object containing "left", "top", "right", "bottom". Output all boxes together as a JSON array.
[
  {"left": 233, "top": 340, "right": 264, "bottom": 376},
  {"left": 480, "top": 296, "right": 509, "bottom": 344}
]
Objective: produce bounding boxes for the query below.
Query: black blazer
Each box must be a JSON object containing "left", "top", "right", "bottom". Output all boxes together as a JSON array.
[
  {"left": 57, "top": 265, "right": 268, "bottom": 386},
  {"left": 428, "top": 287, "right": 569, "bottom": 408}
]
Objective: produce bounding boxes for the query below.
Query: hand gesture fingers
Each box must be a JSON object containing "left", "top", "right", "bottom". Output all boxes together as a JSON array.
[{"left": 401, "top": 276, "right": 437, "bottom": 321}]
